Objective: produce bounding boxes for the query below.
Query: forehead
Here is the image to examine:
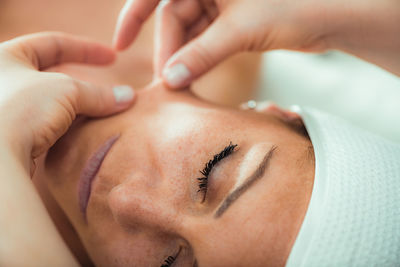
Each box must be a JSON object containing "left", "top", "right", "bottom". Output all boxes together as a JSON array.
[
  {"left": 75, "top": 87, "right": 274, "bottom": 132},
  {"left": 49, "top": 89, "right": 300, "bottom": 177}
]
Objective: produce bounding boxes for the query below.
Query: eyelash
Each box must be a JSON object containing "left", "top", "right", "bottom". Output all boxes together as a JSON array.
[
  {"left": 161, "top": 255, "right": 176, "bottom": 267},
  {"left": 197, "top": 142, "right": 238, "bottom": 202}
]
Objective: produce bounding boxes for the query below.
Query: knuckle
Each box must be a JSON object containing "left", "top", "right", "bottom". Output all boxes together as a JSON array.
[
  {"left": 53, "top": 72, "right": 70, "bottom": 81},
  {"left": 226, "top": 20, "right": 253, "bottom": 51},
  {"left": 69, "top": 78, "right": 109, "bottom": 115},
  {"left": 189, "top": 42, "right": 215, "bottom": 73},
  {"left": 57, "top": 75, "right": 80, "bottom": 115},
  {"left": 91, "top": 86, "right": 106, "bottom": 109},
  {"left": 221, "top": 12, "right": 267, "bottom": 52},
  {"left": 49, "top": 34, "right": 64, "bottom": 66}
]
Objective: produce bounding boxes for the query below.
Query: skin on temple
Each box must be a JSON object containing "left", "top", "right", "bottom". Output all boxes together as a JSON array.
[{"left": 34, "top": 83, "right": 315, "bottom": 266}]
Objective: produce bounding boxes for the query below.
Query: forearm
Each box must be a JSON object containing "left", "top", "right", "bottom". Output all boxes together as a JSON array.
[
  {"left": 327, "top": 0, "right": 400, "bottom": 75},
  {"left": 0, "top": 137, "right": 78, "bottom": 267}
]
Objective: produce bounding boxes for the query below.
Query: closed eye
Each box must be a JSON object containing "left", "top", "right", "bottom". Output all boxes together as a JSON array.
[{"left": 197, "top": 142, "right": 238, "bottom": 202}]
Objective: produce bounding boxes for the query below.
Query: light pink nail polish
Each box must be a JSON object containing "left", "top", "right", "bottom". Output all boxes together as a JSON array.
[
  {"left": 163, "top": 63, "right": 191, "bottom": 88},
  {"left": 113, "top": 85, "right": 134, "bottom": 104}
]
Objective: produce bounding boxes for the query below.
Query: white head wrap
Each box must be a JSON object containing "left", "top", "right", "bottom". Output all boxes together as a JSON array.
[{"left": 286, "top": 107, "right": 400, "bottom": 266}]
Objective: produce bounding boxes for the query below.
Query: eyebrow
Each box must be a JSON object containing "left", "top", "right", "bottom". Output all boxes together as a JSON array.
[{"left": 214, "top": 146, "right": 277, "bottom": 219}]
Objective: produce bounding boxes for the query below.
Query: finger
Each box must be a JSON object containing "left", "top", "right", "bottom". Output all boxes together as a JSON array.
[
  {"left": 72, "top": 80, "right": 136, "bottom": 117},
  {"left": 154, "top": 1, "right": 184, "bottom": 76},
  {"left": 162, "top": 14, "right": 242, "bottom": 89},
  {"left": 185, "top": 15, "right": 211, "bottom": 42},
  {"left": 199, "top": 0, "right": 218, "bottom": 20},
  {"left": 113, "top": 0, "right": 160, "bottom": 50},
  {"left": 153, "top": 0, "right": 203, "bottom": 76},
  {"left": 6, "top": 32, "right": 115, "bottom": 71}
]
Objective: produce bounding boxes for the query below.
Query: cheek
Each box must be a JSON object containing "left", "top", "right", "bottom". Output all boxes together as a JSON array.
[
  {"left": 195, "top": 156, "right": 306, "bottom": 266},
  {"left": 194, "top": 214, "right": 275, "bottom": 267},
  {"left": 84, "top": 226, "right": 168, "bottom": 267}
]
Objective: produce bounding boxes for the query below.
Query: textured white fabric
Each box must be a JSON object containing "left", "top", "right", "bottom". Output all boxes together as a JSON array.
[{"left": 286, "top": 107, "right": 400, "bottom": 267}]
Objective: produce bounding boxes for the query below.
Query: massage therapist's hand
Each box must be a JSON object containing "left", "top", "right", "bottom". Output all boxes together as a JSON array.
[
  {"left": 0, "top": 32, "right": 135, "bottom": 267},
  {"left": 114, "top": 0, "right": 334, "bottom": 88},
  {"left": 0, "top": 32, "right": 135, "bottom": 166},
  {"left": 114, "top": 0, "right": 400, "bottom": 88}
]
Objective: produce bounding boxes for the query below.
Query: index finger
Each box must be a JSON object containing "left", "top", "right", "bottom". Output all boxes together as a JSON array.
[
  {"left": 4, "top": 32, "right": 115, "bottom": 70},
  {"left": 113, "top": 0, "right": 161, "bottom": 50},
  {"left": 154, "top": 0, "right": 203, "bottom": 75}
]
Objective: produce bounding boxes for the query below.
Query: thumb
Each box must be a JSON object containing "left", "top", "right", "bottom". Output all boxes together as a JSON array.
[
  {"left": 26, "top": 78, "right": 136, "bottom": 158},
  {"left": 71, "top": 80, "right": 136, "bottom": 117},
  {"left": 162, "top": 16, "right": 242, "bottom": 89}
]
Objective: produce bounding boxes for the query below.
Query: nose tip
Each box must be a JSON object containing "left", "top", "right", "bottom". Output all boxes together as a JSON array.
[{"left": 107, "top": 181, "right": 179, "bottom": 232}]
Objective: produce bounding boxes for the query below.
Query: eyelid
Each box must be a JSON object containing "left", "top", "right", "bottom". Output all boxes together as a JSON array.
[
  {"left": 200, "top": 143, "right": 237, "bottom": 178},
  {"left": 196, "top": 143, "right": 238, "bottom": 203}
]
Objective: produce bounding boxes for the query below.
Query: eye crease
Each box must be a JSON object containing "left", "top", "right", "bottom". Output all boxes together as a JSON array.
[{"left": 197, "top": 142, "right": 238, "bottom": 203}]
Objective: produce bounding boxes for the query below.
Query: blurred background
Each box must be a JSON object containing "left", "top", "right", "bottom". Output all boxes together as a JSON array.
[
  {"left": 258, "top": 50, "right": 400, "bottom": 142},
  {"left": 1, "top": 0, "right": 400, "bottom": 141}
]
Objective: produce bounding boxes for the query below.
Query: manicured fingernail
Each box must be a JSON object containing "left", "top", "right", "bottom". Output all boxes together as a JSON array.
[
  {"left": 113, "top": 85, "right": 135, "bottom": 104},
  {"left": 163, "top": 63, "right": 191, "bottom": 88}
]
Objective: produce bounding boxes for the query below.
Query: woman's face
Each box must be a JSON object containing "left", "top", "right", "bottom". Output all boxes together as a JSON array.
[{"left": 41, "top": 83, "right": 314, "bottom": 267}]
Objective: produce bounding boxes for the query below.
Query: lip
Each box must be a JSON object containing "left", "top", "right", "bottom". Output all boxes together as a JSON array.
[{"left": 78, "top": 135, "right": 119, "bottom": 220}]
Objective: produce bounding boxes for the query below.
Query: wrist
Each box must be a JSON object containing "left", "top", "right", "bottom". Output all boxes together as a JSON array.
[
  {"left": 324, "top": 1, "right": 400, "bottom": 51},
  {"left": 291, "top": 2, "right": 342, "bottom": 52}
]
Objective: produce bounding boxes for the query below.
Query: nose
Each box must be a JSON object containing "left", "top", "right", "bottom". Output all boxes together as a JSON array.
[
  {"left": 105, "top": 85, "right": 201, "bottom": 233},
  {"left": 107, "top": 173, "right": 182, "bottom": 233}
]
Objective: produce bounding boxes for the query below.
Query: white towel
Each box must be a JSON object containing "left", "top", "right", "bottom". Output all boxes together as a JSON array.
[{"left": 286, "top": 107, "right": 400, "bottom": 267}]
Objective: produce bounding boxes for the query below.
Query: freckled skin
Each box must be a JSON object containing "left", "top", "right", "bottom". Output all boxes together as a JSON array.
[{"left": 37, "top": 84, "right": 314, "bottom": 267}]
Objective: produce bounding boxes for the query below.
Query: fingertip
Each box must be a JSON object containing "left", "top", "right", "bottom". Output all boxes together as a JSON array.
[
  {"left": 162, "top": 63, "right": 192, "bottom": 90},
  {"left": 113, "top": 85, "right": 136, "bottom": 108},
  {"left": 112, "top": 33, "right": 130, "bottom": 51},
  {"left": 101, "top": 46, "right": 117, "bottom": 63},
  {"left": 112, "top": 12, "right": 141, "bottom": 51},
  {"left": 88, "top": 43, "right": 117, "bottom": 64},
  {"left": 112, "top": 4, "right": 131, "bottom": 51},
  {"left": 113, "top": 0, "right": 160, "bottom": 51},
  {"left": 112, "top": 33, "right": 121, "bottom": 50}
]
